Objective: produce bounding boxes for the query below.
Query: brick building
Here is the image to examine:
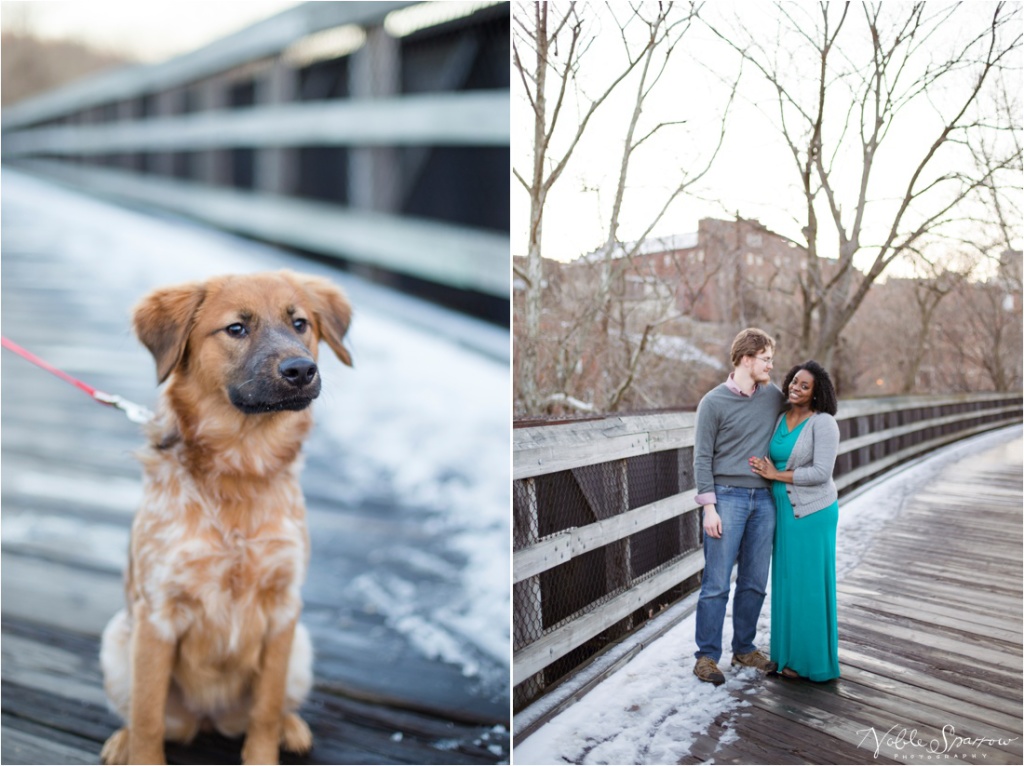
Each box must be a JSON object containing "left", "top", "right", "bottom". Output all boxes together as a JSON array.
[{"left": 575, "top": 217, "right": 811, "bottom": 325}]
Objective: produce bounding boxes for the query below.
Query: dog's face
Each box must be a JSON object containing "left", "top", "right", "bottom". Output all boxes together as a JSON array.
[{"left": 134, "top": 271, "right": 352, "bottom": 415}]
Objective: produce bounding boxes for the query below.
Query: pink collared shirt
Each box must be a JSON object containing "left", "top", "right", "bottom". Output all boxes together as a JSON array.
[{"left": 725, "top": 372, "right": 758, "bottom": 397}]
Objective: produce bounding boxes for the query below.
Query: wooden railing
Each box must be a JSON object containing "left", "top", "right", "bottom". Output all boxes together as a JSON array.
[
  {"left": 512, "top": 392, "right": 1022, "bottom": 709},
  {"left": 1, "top": 1, "right": 509, "bottom": 300}
]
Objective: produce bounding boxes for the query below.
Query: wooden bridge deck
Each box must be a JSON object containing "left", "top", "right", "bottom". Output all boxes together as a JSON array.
[
  {"left": 681, "top": 434, "right": 1024, "bottom": 765},
  {"left": 0, "top": 184, "right": 509, "bottom": 764}
]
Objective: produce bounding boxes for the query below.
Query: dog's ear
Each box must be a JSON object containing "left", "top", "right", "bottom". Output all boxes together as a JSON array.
[
  {"left": 133, "top": 282, "right": 206, "bottom": 383},
  {"left": 291, "top": 273, "right": 353, "bottom": 367}
]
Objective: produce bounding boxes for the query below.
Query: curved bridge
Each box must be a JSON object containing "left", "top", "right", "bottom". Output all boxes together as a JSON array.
[{"left": 512, "top": 402, "right": 1023, "bottom": 763}]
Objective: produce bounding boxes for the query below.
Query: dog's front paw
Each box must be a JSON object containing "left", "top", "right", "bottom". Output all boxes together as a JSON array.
[
  {"left": 281, "top": 713, "right": 313, "bottom": 754},
  {"left": 102, "top": 728, "right": 166, "bottom": 765},
  {"left": 129, "top": 745, "right": 167, "bottom": 765},
  {"left": 242, "top": 733, "right": 280, "bottom": 766},
  {"left": 100, "top": 728, "right": 130, "bottom": 765}
]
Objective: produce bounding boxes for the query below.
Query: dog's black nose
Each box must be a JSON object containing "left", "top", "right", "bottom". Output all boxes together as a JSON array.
[{"left": 279, "top": 357, "right": 318, "bottom": 387}]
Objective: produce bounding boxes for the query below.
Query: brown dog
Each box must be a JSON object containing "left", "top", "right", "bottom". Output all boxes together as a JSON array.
[{"left": 99, "top": 270, "right": 352, "bottom": 765}]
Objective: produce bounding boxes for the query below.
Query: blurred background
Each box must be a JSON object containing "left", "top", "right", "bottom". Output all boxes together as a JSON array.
[
  {"left": 1, "top": 2, "right": 511, "bottom": 764},
  {"left": 1, "top": 0, "right": 510, "bottom": 322}
]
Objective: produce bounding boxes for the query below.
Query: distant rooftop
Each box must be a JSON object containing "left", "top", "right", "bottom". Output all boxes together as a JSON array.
[{"left": 576, "top": 232, "right": 699, "bottom": 263}]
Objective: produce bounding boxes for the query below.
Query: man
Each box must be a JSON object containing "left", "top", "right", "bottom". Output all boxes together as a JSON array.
[{"left": 692, "top": 327, "right": 786, "bottom": 685}]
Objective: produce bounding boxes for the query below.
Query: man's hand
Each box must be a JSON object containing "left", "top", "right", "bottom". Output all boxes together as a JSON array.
[{"left": 703, "top": 505, "right": 722, "bottom": 539}]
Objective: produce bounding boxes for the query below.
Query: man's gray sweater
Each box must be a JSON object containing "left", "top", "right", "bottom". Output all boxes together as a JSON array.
[{"left": 693, "top": 382, "right": 785, "bottom": 498}]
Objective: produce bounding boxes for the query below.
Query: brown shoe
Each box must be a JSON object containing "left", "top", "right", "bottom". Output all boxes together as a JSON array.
[
  {"left": 731, "top": 649, "right": 778, "bottom": 674},
  {"left": 693, "top": 656, "right": 726, "bottom": 686}
]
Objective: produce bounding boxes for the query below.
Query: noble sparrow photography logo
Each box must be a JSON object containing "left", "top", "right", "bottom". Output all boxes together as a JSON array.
[{"left": 856, "top": 723, "right": 1020, "bottom": 760}]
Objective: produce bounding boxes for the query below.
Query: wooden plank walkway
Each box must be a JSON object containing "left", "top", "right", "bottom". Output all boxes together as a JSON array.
[
  {"left": 681, "top": 434, "right": 1024, "bottom": 765},
  {"left": 0, "top": 186, "right": 509, "bottom": 763},
  {"left": 1, "top": 618, "right": 503, "bottom": 766}
]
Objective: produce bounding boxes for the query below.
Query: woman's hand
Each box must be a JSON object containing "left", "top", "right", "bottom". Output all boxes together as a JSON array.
[{"left": 749, "top": 455, "right": 779, "bottom": 481}]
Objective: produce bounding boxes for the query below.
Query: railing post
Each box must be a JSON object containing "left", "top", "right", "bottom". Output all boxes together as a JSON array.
[
  {"left": 513, "top": 477, "right": 544, "bottom": 707},
  {"left": 349, "top": 24, "right": 401, "bottom": 214},
  {"left": 256, "top": 57, "right": 298, "bottom": 195},
  {"left": 153, "top": 88, "right": 180, "bottom": 177},
  {"left": 604, "top": 459, "right": 633, "bottom": 634},
  {"left": 856, "top": 413, "right": 870, "bottom": 473},
  {"left": 115, "top": 98, "right": 139, "bottom": 172},
  {"left": 678, "top": 445, "right": 700, "bottom": 561},
  {"left": 197, "top": 75, "right": 230, "bottom": 186}
]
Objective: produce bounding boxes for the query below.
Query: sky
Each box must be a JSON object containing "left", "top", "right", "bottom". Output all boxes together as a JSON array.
[
  {"left": 511, "top": 2, "right": 1022, "bottom": 272},
  {"left": 0, "top": 0, "right": 298, "bottom": 62},
  {"left": 0, "top": 1, "right": 506, "bottom": 62}
]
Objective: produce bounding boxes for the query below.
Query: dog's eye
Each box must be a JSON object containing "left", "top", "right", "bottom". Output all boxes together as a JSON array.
[
  {"left": 292, "top": 318, "right": 308, "bottom": 333},
  {"left": 226, "top": 323, "right": 248, "bottom": 338}
]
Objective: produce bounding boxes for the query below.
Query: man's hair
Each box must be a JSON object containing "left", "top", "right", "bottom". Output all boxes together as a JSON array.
[
  {"left": 730, "top": 327, "right": 776, "bottom": 368},
  {"left": 781, "top": 360, "right": 839, "bottom": 415}
]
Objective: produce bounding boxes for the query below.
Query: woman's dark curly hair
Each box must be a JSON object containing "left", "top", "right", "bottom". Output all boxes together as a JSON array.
[{"left": 781, "top": 360, "right": 838, "bottom": 415}]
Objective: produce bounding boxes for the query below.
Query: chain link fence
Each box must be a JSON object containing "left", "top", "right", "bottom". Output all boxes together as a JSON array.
[{"left": 513, "top": 417, "right": 704, "bottom": 711}]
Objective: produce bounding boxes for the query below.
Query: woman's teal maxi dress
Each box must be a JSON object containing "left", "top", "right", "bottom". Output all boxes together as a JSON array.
[{"left": 768, "top": 418, "right": 840, "bottom": 681}]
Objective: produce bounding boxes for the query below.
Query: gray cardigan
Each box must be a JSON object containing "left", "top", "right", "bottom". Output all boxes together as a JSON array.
[{"left": 775, "top": 411, "right": 840, "bottom": 518}]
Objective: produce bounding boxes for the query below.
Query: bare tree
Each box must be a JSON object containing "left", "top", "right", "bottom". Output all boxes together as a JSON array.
[
  {"left": 702, "top": 2, "right": 1022, "bottom": 376},
  {"left": 936, "top": 270, "right": 1022, "bottom": 392},
  {"left": 1, "top": 3, "right": 131, "bottom": 107},
  {"left": 934, "top": 64, "right": 1024, "bottom": 393},
  {"left": 967, "top": 62, "right": 1023, "bottom": 273},
  {"left": 513, "top": 1, "right": 638, "bottom": 414},
  {"left": 513, "top": 1, "right": 736, "bottom": 416},
  {"left": 900, "top": 265, "right": 971, "bottom": 393}
]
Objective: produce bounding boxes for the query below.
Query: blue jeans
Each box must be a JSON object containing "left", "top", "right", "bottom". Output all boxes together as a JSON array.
[{"left": 694, "top": 484, "right": 776, "bottom": 662}]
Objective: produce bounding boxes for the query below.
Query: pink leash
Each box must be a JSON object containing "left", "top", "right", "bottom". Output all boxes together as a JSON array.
[{"left": 2, "top": 336, "right": 154, "bottom": 424}]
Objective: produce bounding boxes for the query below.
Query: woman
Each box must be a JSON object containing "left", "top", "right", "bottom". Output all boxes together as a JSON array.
[{"left": 749, "top": 360, "right": 840, "bottom": 681}]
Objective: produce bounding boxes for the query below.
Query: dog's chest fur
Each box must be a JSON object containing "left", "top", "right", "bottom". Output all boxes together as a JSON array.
[{"left": 130, "top": 452, "right": 309, "bottom": 651}]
